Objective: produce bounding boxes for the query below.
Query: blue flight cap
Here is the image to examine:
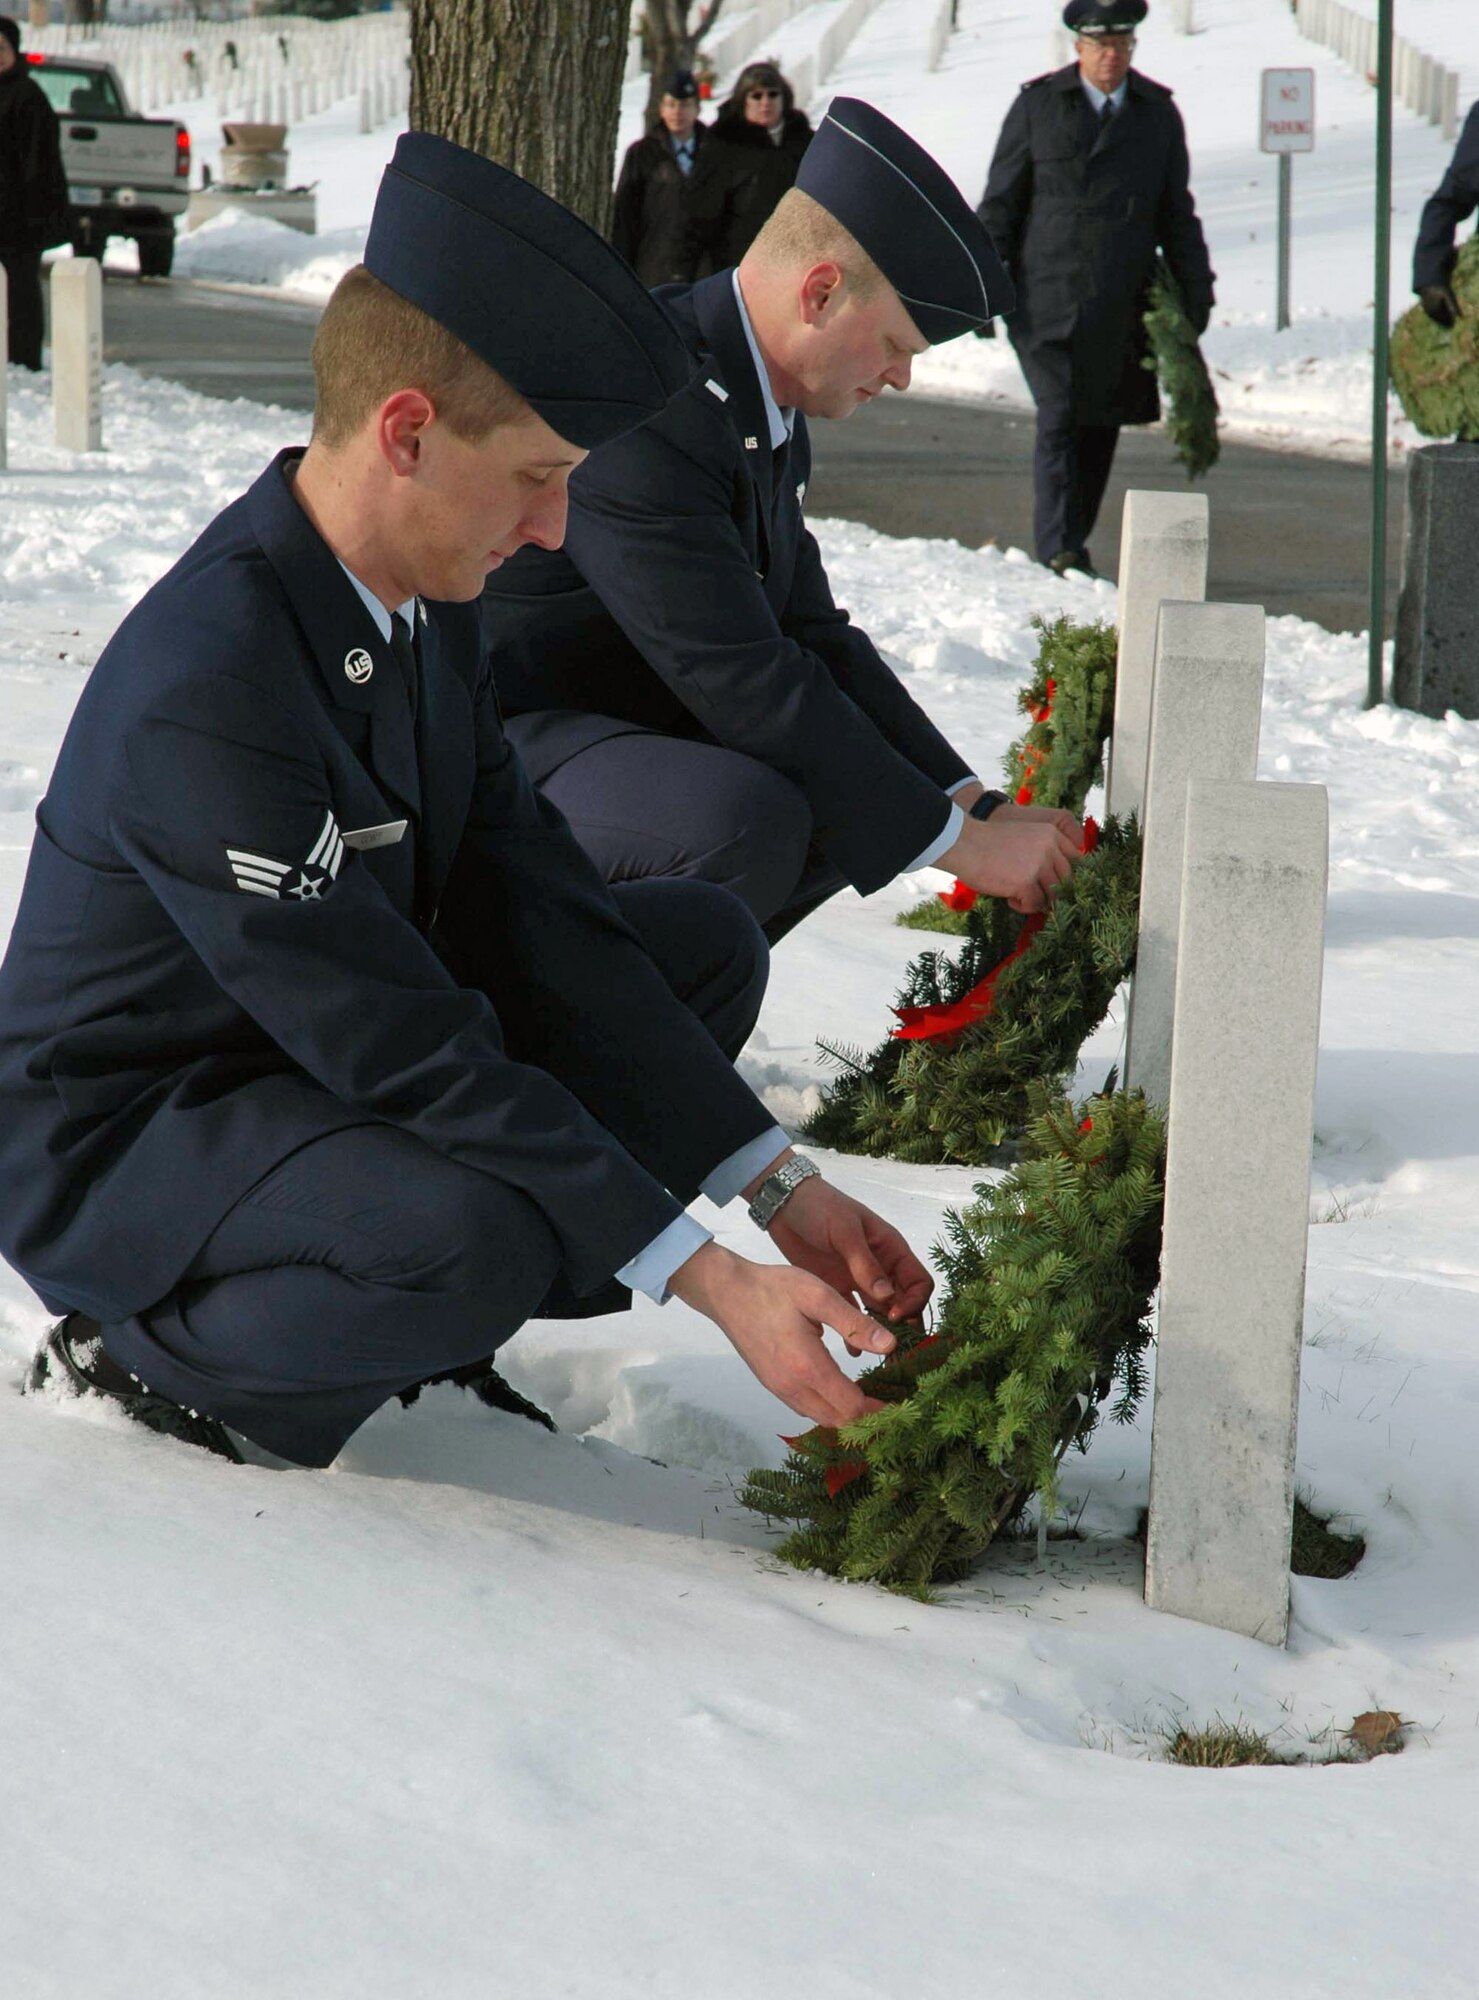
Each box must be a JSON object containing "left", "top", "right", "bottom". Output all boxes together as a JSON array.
[
  {"left": 794, "top": 98, "right": 1013, "bottom": 343},
  {"left": 364, "top": 132, "right": 695, "bottom": 449},
  {"left": 1063, "top": 0, "right": 1146, "bottom": 32}
]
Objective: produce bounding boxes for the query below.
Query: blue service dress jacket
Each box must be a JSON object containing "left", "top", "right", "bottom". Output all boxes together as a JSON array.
[
  {"left": 978, "top": 65, "right": 1214, "bottom": 427},
  {"left": 482, "top": 271, "right": 974, "bottom": 897},
  {"left": 1413, "top": 100, "right": 1479, "bottom": 293},
  {"left": 0, "top": 450, "right": 776, "bottom": 1326}
]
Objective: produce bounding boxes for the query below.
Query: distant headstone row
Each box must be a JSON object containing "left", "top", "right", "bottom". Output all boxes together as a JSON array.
[{"left": 1294, "top": 0, "right": 1461, "bottom": 143}]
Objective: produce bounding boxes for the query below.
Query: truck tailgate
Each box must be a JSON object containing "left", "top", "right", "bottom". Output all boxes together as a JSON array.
[{"left": 63, "top": 115, "right": 181, "bottom": 198}]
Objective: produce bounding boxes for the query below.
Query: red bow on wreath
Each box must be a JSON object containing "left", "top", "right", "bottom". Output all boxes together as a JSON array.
[
  {"left": 937, "top": 680, "right": 1060, "bottom": 916},
  {"left": 895, "top": 817, "right": 1100, "bottom": 1044}
]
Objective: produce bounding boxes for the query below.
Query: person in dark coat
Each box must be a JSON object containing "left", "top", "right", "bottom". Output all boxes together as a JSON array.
[
  {"left": 1412, "top": 99, "right": 1479, "bottom": 327},
  {"left": 0, "top": 133, "right": 929, "bottom": 1470},
  {"left": 0, "top": 14, "right": 71, "bottom": 370},
  {"left": 977, "top": 0, "right": 1214, "bottom": 575},
  {"left": 680, "top": 59, "right": 812, "bottom": 279},
  {"left": 483, "top": 98, "right": 1083, "bottom": 947},
  {"left": 611, "top": 67, "right": 708, "bottom": 287}
]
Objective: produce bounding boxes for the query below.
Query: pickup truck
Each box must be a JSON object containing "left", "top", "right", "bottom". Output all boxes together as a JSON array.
[{"left": 23, "top": 53, "right": 190, "bottom": 277}]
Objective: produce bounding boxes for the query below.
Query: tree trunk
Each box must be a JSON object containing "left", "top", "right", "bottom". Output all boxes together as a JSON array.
[
  {"left": 641, "top": 0, "right": 724, "bottom": 127},
  {"left": 410, "top": 0, "right": 630, "bottom": 234}
]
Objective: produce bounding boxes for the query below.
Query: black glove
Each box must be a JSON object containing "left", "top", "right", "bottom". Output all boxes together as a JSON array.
[
  {"left": 1418, "top": 282, "right": 1460, "bottom": 329},
  {"left": 1189, "top": 301, "right": 1212, "bottom": 337},
  {"left": 973, "top": 318, "right": 997, "bottom": 340}
]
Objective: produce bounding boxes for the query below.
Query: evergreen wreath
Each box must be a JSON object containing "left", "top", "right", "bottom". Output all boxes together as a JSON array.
[
  {"left": 740, "top": 1089, "right": 1167, "bottom": 1597},
  {"left": 806, "top": 814, "right": 1141, "bottom": 1165},
  {"left": 1143, "top": 256, "right": 1220, "bottom": 480},
  {"left": 1390, "top": 237, "right": 1479, "bottom": 440},
  {"left": 900, "top": 615, "right": 1117, "bottom": 938}
]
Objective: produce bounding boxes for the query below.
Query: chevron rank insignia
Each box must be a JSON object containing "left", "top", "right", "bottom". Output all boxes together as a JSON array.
[{"left": 227, "top": 808, "right": 346, "bottom": 901}]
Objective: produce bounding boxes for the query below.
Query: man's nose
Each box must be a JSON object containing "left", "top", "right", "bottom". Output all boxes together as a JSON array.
[
  {"left": 885, "top": 354, "right": 913, "bottom": 392},
  {"left": 520, "top": 483, "right": 569, "bottom": 552}
]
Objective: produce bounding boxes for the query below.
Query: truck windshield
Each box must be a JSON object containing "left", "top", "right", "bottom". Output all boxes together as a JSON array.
[{"left": 28, "top": 63, "right": 125, "bottom": 119}]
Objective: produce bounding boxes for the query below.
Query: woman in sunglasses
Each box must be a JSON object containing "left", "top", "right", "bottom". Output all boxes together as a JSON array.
[{"left": 679, "top": 60, "right": 812, "bottom": 279}]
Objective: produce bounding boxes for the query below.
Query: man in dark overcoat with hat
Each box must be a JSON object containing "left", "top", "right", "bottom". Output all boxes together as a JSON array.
[
  {"left": 977, "top": 0, "right": 1214, "bottom": 575},
  {"left": 611, "top": 68, "right": 708, "bottom": 288},
  {"left": 483, "top": 98, "right": 1084, "bottom": 947},
  {"left": 0, "top": 134, "right": 932, "bottom": 1470},
  {"left": 1412, "top": 98, "right": 1479, "bottom": 327}
]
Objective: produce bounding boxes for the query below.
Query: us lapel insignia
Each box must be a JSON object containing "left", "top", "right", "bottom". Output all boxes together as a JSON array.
[
  {"left": 417, "top": 599, "right": 428, "bottom": 626},
  {"left": 744, "top": 435, "right": 759, "bottom": 450},
  {"left": 796, "top": 481, "right": 806, "bottom": 503},
  {"left": 344, "top": 647, "right": 374, "bottom": 684}
]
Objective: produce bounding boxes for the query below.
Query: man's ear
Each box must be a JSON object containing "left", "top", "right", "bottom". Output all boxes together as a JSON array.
[
  {"left": 377, "top": 389, "right": 436, "bottom": 477},
  {"left": 797, "top": 261, "right": 845, "bottom": 328}
]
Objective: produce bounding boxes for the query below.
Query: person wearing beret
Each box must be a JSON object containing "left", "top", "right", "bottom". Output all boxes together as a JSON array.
[
  {"left": 0, "top": 133, "right": 934, "bottom": 1470},
  {"left": 1413, "top": 99, "right": 1479, "bottom": 329},
  {"left": 611, "top": 68, "right": 708, "bottom": 288},
  {"left": 483, "top": 98, "right": 1083, "bottom": 948},
  {"left": 977, "top": 0, "right": 1215, "bottom": 577},
  {"left": 678, "top": 59, "right": 813, "bottom": 280},
  {"left": 0, "top": 14, "right": 71, "bottom": 371}
]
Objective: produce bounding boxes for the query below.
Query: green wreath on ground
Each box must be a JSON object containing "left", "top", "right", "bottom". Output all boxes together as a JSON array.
[
  {"left": 740, "top": 1089, "right": 1167, "bottom": 1597},
  {"left": 805, "top": 813, "right": 1141, "bottom": 1166},
  {"left": 1144, "top": 256, "right": 1220, "bottom": 481},
  {"left": 1390, "top": 237, "right": 1479, "bottom": 440}
]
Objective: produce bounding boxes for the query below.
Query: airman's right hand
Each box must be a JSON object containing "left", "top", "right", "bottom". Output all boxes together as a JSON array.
[{"left": 939, "top": 802, "right": 1083, "bottom": 914}]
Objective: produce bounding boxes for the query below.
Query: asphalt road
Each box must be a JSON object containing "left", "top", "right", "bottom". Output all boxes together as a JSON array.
[{"left": 100, "top": 271, "right": 1402, "bottom": 635}]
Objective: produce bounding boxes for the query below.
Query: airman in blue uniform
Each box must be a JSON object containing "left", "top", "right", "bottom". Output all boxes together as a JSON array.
[
  {"left": 483, "top": 98, "right": 1085, "bottom": 946},
  {"left": 0, "top": 134, "right": 931, "bottom": 1467},
  {"left": 1413, "top": 99, "right": 1479, "bottom": 327}
]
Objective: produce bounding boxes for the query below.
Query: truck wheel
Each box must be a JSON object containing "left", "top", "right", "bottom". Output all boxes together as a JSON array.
[{"left": 136, "top": 229, "right": 174, "bottom": 279}]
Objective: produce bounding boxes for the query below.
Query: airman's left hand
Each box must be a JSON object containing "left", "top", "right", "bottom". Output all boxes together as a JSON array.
[{"left": 764, "top": 1173, "right": 934, "bottom": 1350}]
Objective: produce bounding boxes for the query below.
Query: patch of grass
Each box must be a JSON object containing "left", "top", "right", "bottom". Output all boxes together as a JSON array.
[
  {"left": 1291, "top": 1495, "right": 1366, "bottom": 1579},
  {"left": 1165, "top": 1722, "right": 1297, "bottom": 1768}
]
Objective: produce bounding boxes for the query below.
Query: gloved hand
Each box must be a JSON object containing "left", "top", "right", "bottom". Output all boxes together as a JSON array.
[
  {"left": 1419, "top": 282, "right": 1461, "bottom": 329},
  {"left": 1189, "top": 300, "right": 1212, "bottom": 337}
]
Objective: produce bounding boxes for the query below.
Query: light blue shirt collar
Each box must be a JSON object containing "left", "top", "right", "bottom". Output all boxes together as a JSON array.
[
  {"left": 730, "top": 268, "right": 794, "bottom": 451},
  {"left": 1080, "top": 75, "right": 1128, "bottom": 115},
  {"left": 336, "top": 558, "right": 416, "bottom": 644}
]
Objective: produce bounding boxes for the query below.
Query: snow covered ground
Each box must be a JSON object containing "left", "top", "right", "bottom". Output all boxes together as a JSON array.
[
  {"left": 83, "top": 0, "right": 1477, "bottom": 462},
  {"left": 4, "top": 340, "right": 1479, "bottom": 1991}
]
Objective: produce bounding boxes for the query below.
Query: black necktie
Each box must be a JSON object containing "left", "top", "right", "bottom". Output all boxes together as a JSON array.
[
  {"left": 389, "top": 612, "right": 418, "bottom": 721},
  {"left": 1098, "top": 99, "right": 1115, "bottom": 132}
]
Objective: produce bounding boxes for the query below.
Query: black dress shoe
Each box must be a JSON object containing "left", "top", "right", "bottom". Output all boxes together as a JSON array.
[
  {"left": 1047, "top": 547, "right": 1098, "bottom": 579},
  {"left": 397, "top": 1356, "right": 556, "bottom": 1431},
  {"left": 28, "top": 1315, "right": 244, "bottom": 1463}
]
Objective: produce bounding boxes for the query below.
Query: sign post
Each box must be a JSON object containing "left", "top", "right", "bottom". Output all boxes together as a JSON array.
[{"left": 1259, "top": 68, "right": 1315, "bottom": 333}]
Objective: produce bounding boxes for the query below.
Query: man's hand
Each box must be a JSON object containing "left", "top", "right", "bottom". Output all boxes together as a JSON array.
[
  {"left": 941, "top": 801, "right": 1083, "bottom": 913},
  {"left": 763, "top": 1172, "right": 933, "bottom": 1343},
  {"left": 1419, "top": 282, "right": 1461, "bottom": 329},
  {"left": 669, "top": 1242, "right": 897, "bottom": 1426}
]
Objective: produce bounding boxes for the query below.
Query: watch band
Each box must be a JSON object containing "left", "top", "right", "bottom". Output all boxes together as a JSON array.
[
  {"left": 747, "top": 1155, "right": 821, "bottom": 1230},
  {"left": 968, "top": 789, "right": 1011, "bottom": 822}
]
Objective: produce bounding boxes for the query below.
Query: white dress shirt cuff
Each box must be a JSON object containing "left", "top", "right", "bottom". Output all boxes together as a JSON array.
[
  {"left": 907, "top": 801, "right": 965, "bottom": 873},
  {"left": 616, "top": 1212, "right": 713, "bottom": 1305},
  {"left": 947, "top": 774, "right": 983, "bottom": 797},
  {"left": 701, "top": 1126, "right": 790, "bottom": 1207}
]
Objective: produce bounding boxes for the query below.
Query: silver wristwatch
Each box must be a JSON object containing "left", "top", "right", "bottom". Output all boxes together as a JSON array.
[{"left": 747, "top": 1155, "right": 821, "bottom": 1230}]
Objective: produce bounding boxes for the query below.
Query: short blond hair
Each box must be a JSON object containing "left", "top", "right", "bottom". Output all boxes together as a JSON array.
[
  {"left": 750, "top": 188, "right": 889, "bottom": 300},
  {"left": 310, "top": 264, "right": 526, "bottom": 449}
]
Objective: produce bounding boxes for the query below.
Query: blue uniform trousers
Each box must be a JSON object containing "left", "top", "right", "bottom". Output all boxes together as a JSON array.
[
  {"left": 98, "top": 878, "right": 768, "bottom": 1467},
  {"left": 1032, "top": 409, "right": 1121, "bottom": 565},
  {"left": 539, "top": 731, "right": 848, "bottom": 945}
]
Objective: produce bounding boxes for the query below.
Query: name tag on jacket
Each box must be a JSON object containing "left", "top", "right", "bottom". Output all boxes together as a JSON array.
[{"left": 341, "top": 820, "right": 408, "bottom": 851}]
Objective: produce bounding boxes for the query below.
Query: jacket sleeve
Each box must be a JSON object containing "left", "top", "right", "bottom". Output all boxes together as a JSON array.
[
  {"left": 1414, "top": 101, "right": 1479, "bottom": 291},
  {"left": 561, "top": 422, "right": 961, "bottom": 893},
  {"left": 782, "top": 515, "right": 974, "bottom": 795},
  {"left": 1155, "top": 102, "right": 1215, "bottom": 331},
  {"left": 977, "top": 91, "right": 1034, "bottom": 275},
  {"left": 111, "top": 671, "right": 697, "bottom": 1295},
  {"left": 438, "top": 654, "right": 778, "bottom": 1205}
]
